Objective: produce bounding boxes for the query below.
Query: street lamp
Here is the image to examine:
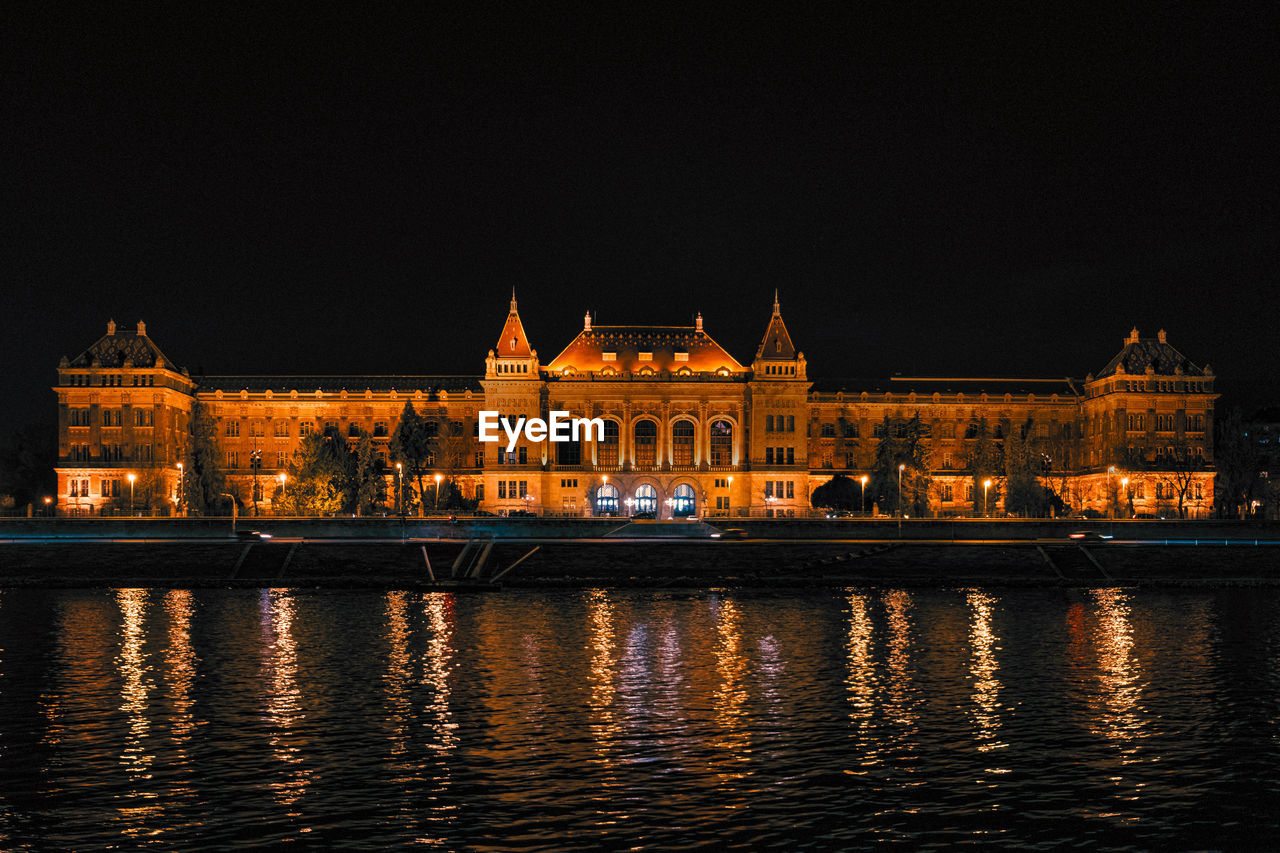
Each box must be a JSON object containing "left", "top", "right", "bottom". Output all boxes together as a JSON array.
[
  {"left": 250, "top": 448, "right": 262, "bottom": 516},
  {"left": 127, "top": 472, "right": 136, "bottom": 514},
  {"left": 177, "top": 462, "right": 184, "bottom": 517},
  {"left": 1121, "top": 476, "right": 1130, "bottom": 518},
  {"left": 395, "top": 462, "right": 403, "bottom": 516},
  {"left": 727, "top": 474, "right": 734, "bottom": 518},
  {"left": 278, "top": 473, "right": 287, "bottom": 514},
  {"left": 523, "top": 493, "right": 535, "bottom": 516},
  {"left": 43, "top": 496, "right": 52, "bottom": 517},
  {"left": 434, "top": 473, "right": 443, "bottom": 511},
  {"left": 983, "top": 478, "right": 993, "bottom": 517},
  {"left": 860, "top": 474, "right": 868, "bottom": 515},
  {"left": 1108, "top": 465, "right": 1117, "bottom": 518},
  {"left": 625, "top": 496, "right": 636, "bottom": 517}
]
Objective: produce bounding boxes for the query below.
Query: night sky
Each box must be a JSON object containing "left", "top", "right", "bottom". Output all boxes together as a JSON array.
[{"left": 3, "top": 5, "right": 1276, "bottom": 431}]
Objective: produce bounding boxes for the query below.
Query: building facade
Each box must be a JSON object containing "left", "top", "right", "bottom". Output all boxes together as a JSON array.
[{"left": 54, "top": 299, "right": 1218, "bottom": 518}]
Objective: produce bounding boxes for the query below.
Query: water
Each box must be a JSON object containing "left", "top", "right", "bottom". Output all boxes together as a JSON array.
[{"left": 1, "top": 586, "right": 1278, "bottom": 850}]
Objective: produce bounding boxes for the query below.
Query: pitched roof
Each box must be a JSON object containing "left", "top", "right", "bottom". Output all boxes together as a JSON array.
[
  {"left": 1095, "top": 332, "right": 1207, "bottom": 378},
  {"left": 494, "top": 291, "right": 533, "bottom": 357},
  {"left": 67, "top": 321, "right": 177, "bottom": 370},
  {"left": 810, "top": 376, "right": 1081, "bottom": 398},
  {"left": 546, "top": 325, "right": 748, "bottom": 375},
  {"left": 196, "top": 375, "right": 483, "bottom": 394},
  {"left": 755, "top": 293, "right": 796, "bottom": 359}
]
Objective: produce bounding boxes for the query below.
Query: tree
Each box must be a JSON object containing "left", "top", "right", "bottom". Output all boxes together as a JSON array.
[
  {"left": 389, "top": 400, "right": 431, "bottom": 516},
  {"left": 184, "top": 397, "right": 226, "bottom": 515},
  {"left": 811, "top": 474, "right": 860, "bottom": 512},
  {"left": 0, "top": 422, "right": 56, "bottom": 513},
  {"left": 1214, "top": 408, "right": 1260, "bottom": 518},
  {"left": 868, "top": 412, "right": 933, "bottom": 517},
  {"left": 352, "top": 430, "right": 386, "bottom": 516},
  {"left": 1154, "top": 437, "right": 1205, "bottom": 519},
  {"left": 1003, "top": 420, "right": 1054, "bottom": 517},
  {"left": 277, "top": 433, "right": 347, "bottom": 516},
  {"left": 963, "top": 417, "right": 1002, "bottom": 516}
]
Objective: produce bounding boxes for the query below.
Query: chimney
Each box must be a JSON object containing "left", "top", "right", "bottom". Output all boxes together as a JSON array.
[
  {"left": 1157, "top": 329, "right": 1167, "bottom": 343},
  {"left": 695, "top": 312, "right": 703, "bottom": 332},
  {"left": 584, "top": 311, "right": 591, "bottom": 332},
  {"left": 137, "top": 320, "right": 147, "bottom": 336},
  {"left": 1127, "top": 327, "right": 1139, "bottom": 344},
  {"left": 107, "top": 319, "right": 116, "bottom": 335}
]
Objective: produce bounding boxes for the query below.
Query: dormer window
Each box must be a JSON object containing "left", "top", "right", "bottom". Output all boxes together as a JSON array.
[
  {"left": 775, "top": 339, "right": 782, "bottom": 353},
  {"left": 510, "top": 337, "right": 518, "bottom": 351},
  {"left": 639, "top": 352, "right": 653, "bottom": 362},
  {"left": 674, "top": 351, "right": 689, "bottom": 362},
  {"left": 602, "top": 352, "right": 616, "bottom": 361}
]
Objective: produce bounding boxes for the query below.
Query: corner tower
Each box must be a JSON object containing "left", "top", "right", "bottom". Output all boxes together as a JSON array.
[
  {"left": 747, "top": 293, "right": 810, "bottom": 516},
  {"left": 480, "top": 291, "right": 546, "bottom": 511}
]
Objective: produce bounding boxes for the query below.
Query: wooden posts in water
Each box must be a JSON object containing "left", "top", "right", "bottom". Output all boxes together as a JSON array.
[{"left": 421, "top": 545, "right": 435, "bottom": 582}]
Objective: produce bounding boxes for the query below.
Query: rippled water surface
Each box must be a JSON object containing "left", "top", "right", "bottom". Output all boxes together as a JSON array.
[{"left": 1, "top": 586, "right": 1279, "bottom": 849}]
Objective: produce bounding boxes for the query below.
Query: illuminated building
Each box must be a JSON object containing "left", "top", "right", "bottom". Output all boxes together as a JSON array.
[{"left": 53, "top": 302, "right": 1217, "bottom": 517}]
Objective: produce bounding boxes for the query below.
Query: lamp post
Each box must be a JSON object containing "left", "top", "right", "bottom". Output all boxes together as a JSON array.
[
  {"left": 43, "top": 496, "right": 52, "bottom": 517},
  {"left": 766, "top": 494, "right": 777, "bottom": 517},
  {"left": 127, "top": 472, "right": 136, "bottom": 514},
  {"left": 250, "top": 448, "right": 262, "bottom": 516},
  {"left": 727, "top": 474, "right": 733, "bottom": 518},
  {"left": 434, "top": 473, "right": 443, "bottom": 511},
  {"left": 860, "top": 474, "right": 868, "bottom": 516},
  {"left": 1107, "top": 465, "right": 1117, "bottom": 518},
  {"left": 177, "top": 462, "right": 184, "bottom": 517},
  {"left": 277, "top": 473, "right": 287, "bottom": 515},
  {"left": 983, "top": 478, "right": 992, "bottom": 518},
  {"left": 524, "top": 493, "right": 535, "bottom": 516},
  {"left": 1121, "top": 476, "right": 1130, "bottom": 518},
  {"left": 395, "top": 462, "right": 403, "bottom": 516},
  {"left": 625, "top": 496, "right": 635, "bottom": 517}
]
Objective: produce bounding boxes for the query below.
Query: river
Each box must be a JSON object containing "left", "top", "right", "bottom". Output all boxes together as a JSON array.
[{"left": 0, "top": 587, "right": 1277, "bottom": 849}]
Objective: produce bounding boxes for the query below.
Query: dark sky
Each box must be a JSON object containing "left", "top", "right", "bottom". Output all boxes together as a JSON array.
[{"left": 3, "top": 4, "right": 1276, "bottom": 430}]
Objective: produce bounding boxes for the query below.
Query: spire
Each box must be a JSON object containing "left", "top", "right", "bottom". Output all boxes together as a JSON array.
[
  {"left": 494, "top": 290, "right": 533, "bottom": 357},
  {"left": 755, "top": 294, "right": 796, "bottom": 360}
]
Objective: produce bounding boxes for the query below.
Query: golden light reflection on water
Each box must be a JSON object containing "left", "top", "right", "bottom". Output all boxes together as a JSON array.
[
  {"left": 261, "top": 589, "right": 312, "bottom": 813},
  {"left": 966, "top": 590, "right": 1006, "bottom": 753},
  {"left": 116, "top": 588, "right": 162, "bottom": 833},
  {"left": 585, "top": 589, "right": 620, "bottom": 768},
  {"left": 845, "top": 593, "right": 875, "bottom": 729},
  {"left": 385, "top": 591, "right": 411, "bottom": 759},
  {"left": 1091, "top": 589, "right": 1146, "bottom": 754},
  {"left": 883, "top": 590, "right": 915, "bottom": 731},
  {"left": 422, "top": 593, "right": 458, "bottom": 756},
  {"left": 162, "top": 590, "right": 198, "bottom": 806},
  {"left": 710, "top": 596, "right": 751, "bottom": 775}
]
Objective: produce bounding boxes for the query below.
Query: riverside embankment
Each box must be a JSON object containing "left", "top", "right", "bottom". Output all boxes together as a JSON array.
[{"left": 2, "top": 518, "right": 1279, "bottom": 588}]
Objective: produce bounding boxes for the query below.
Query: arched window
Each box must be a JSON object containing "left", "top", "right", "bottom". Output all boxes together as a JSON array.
[
  {"left": 595, "top": 483, "right": 619, "bottom": 516},
  {"left": 672, "top": 483, "right": 695, "bottom": 517},
  {"left": 672, "top": 420, "right": 695, "bottom": 465},
  {"left": 965, "top": 422, "right": 978, "bottom": 439},
  {"left": 635, "top": 420, "right": 657, "bottom": 468},
  {"left": 710, "top": 420, "right": 733, "bottom": 466},
  {"left": 820, "top": 422, "right": 836, "bottom": 437},
  {"left": 598, "top": 420, "right": 620, "bottom": 467},
  {"left": 634, "top": 484, "right": 657, "bottom": 515}
]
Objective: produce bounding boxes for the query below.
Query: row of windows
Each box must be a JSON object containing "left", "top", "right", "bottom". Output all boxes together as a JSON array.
[
  {"left": 68, "top": 408, "right": 156, "bottom": 427},
  {"left": 763, "top": 481, "right": 796, "bottom": 499},
  {"left": 66, "top": 374, "right": 157, "bottom": 387},
  {"left": 1127, "top": 413, "right": 1206, "bottom": 432},
  {"left": 765, "top": 415, "right": 796, "bottom": 433},
  {"left": 764, "top": 447, "right": 796, "bottom": 465},
  {"left": 497, "top": 480, "right": 530, "bottom": 500}
]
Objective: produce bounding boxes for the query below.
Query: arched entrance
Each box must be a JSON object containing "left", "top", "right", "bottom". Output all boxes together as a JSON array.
[
  {"left": 634, "top": 484, "right": 657, "bottom": 517},
  {"left": 595, "top": 483, "right": 619, "bottom": 516},
  {"left": 672, "top": 483, "right": 696, "bottom": 517}
]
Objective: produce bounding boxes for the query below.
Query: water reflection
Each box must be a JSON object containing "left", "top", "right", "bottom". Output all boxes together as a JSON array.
[
  {"left": 116, "top": 588, "right": 161, "bottom": 834},
  {"left": 384, "top": 590, "right": 411, "bottom": 759},
  {"left": 845, "top": 593, "right": 875, "bottom": 730},
  {"left": 1091, "top": 589, "right": 1146, "bottom": 754},
  {"left": 422, "top": 593, "right": 458, "bottom": 755},
  {"left": 585, "top": 589, "right": 620, "bottom": 768},
  {"left": 883, "top": 590, "right": 915, "bottom": 729},
  {"left": 260, "top": 589, "right": 311, "bottom": 813},
  {"left": 162, "top": 590, "right": 198, "bottom": 808},
  {"left": 966, "top": 590, "right": 1005, "bottom": 752},
  {"left": 710, "top": 596, "right": 750, "bottom": 774}
]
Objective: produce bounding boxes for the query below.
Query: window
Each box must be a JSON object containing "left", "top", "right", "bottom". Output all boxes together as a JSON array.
[
  {"left": 299, "top": 421, "right": 314, "bottom": 436},
  {"left": 674, "top": 351, "right": 689, "bottom": 362},
  {"left": 595, "top": 483, "right": 619, "bottom": 514},
  {"left": 766, "top": 415, "right": 775, "bottom": 432},
  {"left": 518, "top": 447, "right": 527, "bottom": 465},
  {"left": 498, "top": 481, "right": 507, "bottom": 499},
  {"left": 560, "top": 478, "right": 578, "bottom": 488},
  {"left": 556, "top": 434, "right": 582, "bottom": 466},
  {"left": 765, "top": 481, "right": 773, "bottom": 497},
  {"left": 476, "top": 484, "right": 484, "bottom": 502},
  {"left": 1128, "top": 413, "right": 1145, "bottom": 431},
  {"left": 250, "top": 420, "right": 264, "bottom": 437},
  {"left": 672, "top": 420, "right": 695, "bottom": 465},
  {"left": 710, "top": 420, "right": 732, "bottom": 466},
  {"left": 638, "top": 352, "right": 653, "bottom": 361},
  {"left": 941, "top": 483, "right": 953, "bottom": 501},
  {"left": 1156, "top": 414, "right": 1174, "bottom": 432},
  {"left": 786, "top": 447, "right": 795, "bottom": 465},
  {"left": 424, "top": 421, "right": 439, "bottom": 438},
  {"left": 274, "top": 420, "right": 289, "bottom": 437},
  {"left": 374, "top": 421, "right": 389, "bottom": 437},
  {"left": 842, "top": 421, "right": 859, "bottom": 438},
  {"left": 992, "top": 424, "right": 1004, "bottom": 439},
  {"left": 672, "top": 483, "right": 695, "bottom": 517},
  {"left": 634, "top": 484, "right": 657, "bottom": 514},
  {"left": 714, "top": 478, "right": 728, "bottom": 488},
  {"left": 765, "top": 447, "right": 774, "bottom": 465},
  {"left": 276, "top": 451, "right": 287, "bottom": 467},
  {"left": 134, "top": 408, "right": 154, "bottom": 427},
  {"left": 964, "top": 422, "right": 978, "bottom": 439},
  {"left": 225, "top": 421, "right": 240, "bottom": 437},
  {"left": 69, "top": 408, "right": 90, "bottom": 427},
  {"left": 820, "top": 423, "right": 836, "bottom": 437},
  {"left": 602, "top": 352, "right": 616, "bottom": 361},
  {"left": 475, "top": 451, "right": 484, "bottom": 468},
  {"left": 103, "top": 409, "right": 123, "bottom": 427},
  {"left": 348, "top": 422, "right": 362, "bottom": 437},
  {"left": 786, "top": 481, "right": 795, "bottom": 499},
  {"left": 1188, "top": 414, "right": 1205, "bottom": 432},
  {"left": 227, "top": 451, "right": 239, "bottom": 468},
  {"left": 634, "top": 420, "right": 657, "bottom": 467},
  {"left": 598, "top": 420, "right": 620, "bottom": 467},
  {"left": 323, "top": 420, "right": 339, "bottom": 437}
]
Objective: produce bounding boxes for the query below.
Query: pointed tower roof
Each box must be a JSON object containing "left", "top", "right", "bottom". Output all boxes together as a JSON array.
[
  {"left": 494, "top": 289, "right": 533, "bottom": 357},
  {"left": 755, "top": 291, "right": 796, "bottom": 359}
]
